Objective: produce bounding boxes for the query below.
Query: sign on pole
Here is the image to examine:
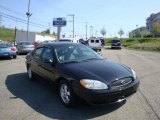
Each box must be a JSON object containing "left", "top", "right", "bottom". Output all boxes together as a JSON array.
[
  {"left": 53, "top": 18, "right": 67, "bottom": 27},
  {"left": 53, "top": 17, "right": 67, "bottom": 40}
]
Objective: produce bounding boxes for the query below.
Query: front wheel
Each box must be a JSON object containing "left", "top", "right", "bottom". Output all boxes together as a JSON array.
[{"left": 58, "top": 80, "right": 76, "bottom": 107}]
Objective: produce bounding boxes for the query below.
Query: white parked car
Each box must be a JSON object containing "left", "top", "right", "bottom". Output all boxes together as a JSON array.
[{"left": 88, "top": 39, "right": 102, "bottom": 51}]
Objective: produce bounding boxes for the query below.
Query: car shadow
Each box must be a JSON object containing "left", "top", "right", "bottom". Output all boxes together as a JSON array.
[
  {"left": 5, "top": 72, "right": 125, "bottom": 120},
  {"left": 0, "top": 57, "right": 12, "bottom": 60}
]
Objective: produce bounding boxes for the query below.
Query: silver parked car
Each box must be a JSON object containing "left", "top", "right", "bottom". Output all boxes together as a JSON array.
[
  {"left": 17, "top": 41, "right": 35, "bottom": 54},
  {"left": 0, "top": 42, "right": 17, "bottom": 58}
]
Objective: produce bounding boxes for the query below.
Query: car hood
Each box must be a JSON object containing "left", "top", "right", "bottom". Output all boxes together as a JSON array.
[{"left": 58, "top": 59, "right": 133, "bottom": 84}]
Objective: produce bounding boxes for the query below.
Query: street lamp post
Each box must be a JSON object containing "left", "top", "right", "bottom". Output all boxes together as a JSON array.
[
  {"left": 26, "top": 0, "right": 32, "bottom": 41},
  {"left": 136, "top": 24, "right": 138, "bottom": 38},
  {"left": 68, "top": 14, "right": 74, "bottom": 38},
  {"left": 90, "top": 26, "right": 93, "bottom": 38},
  {"left": 85, "top": 22, "right": 88, "bottom": 40}
]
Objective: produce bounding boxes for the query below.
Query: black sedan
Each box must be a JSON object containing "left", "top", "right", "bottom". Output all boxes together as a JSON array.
[{"left": 26, "top": 42, "right": 139, "bottom": 107}]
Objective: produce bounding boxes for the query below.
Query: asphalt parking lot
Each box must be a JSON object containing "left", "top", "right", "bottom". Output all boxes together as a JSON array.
[{"left": 0, "top": 49, "right": 160, "bottom": 120}]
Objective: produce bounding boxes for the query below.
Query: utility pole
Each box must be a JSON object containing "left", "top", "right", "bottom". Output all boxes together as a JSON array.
[
  {"left": 14, "top": 27, "right": 17, "bottom": 46},
  {"left": 26, "top": 0, "right": 32, "bottom": 41},
  {"left": 48, "top": 22, "right": 50, "bottom": 34},
  {"left": 95, "top": 30, "right": 97, "bottom": 37},
  {"left": 85, "top": 22, "right": 88, "bottom": 40},
  {"left": 68, "top": 14, "right": 74, "bottom": 38},
  {"left": 0, "top": 15, "right": 2, "bottom": 27},
  {"left": 90, "top": 26, "right": 93, "bottom": 38}
]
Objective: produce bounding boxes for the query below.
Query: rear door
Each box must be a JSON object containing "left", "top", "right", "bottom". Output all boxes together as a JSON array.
[
  {"left": 88, "top": 39, "right": 95, "bottom": 48},
  {"left": 95, "top": 39, "right": 101, "bottom": 47},
  {"left": 40, "top": 47, "right": 56, "bottom": 81},
  {"left": 30, "top": 47, "right": 44, "bottom": 76}
]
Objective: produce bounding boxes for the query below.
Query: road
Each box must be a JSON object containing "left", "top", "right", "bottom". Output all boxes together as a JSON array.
[{"left": 0, "top": 49, "right": 160, "bottom": 120}]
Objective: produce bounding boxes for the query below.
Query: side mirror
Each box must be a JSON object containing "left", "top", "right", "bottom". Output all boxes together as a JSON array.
[{"left": 97, "top": 52, "right": 102, "bottom": 56}]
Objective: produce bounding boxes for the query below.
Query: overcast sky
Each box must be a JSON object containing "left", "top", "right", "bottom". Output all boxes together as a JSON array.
[{"left": 0, "top": 0, "right": 160, "bottom": 38}]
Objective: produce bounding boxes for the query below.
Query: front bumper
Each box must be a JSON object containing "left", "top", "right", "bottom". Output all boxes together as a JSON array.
[
  {"left": 111, "top": 45, "right": 121, "bottom": 48},
  {"left": 73, "top": 79, "right": 139, "bottom": 104},
  {"left": 90, "top": 47, "right": 102, "bottom": 51}
]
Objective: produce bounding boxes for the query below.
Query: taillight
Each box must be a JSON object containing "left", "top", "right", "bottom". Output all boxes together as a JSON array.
[{"left": 11, "top": 47, "right": 16, "bottom": 51}]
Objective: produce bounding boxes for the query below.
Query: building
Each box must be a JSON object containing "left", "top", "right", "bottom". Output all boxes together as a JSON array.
[
  {"left": 129, "top": 27, "right": 148, "bottom": 38},
  {"left": 146, "top": 12, "right": 160, "bottom": 34},
  {"left": 16, "top": 31, "right": 56, "bottom": 43}
]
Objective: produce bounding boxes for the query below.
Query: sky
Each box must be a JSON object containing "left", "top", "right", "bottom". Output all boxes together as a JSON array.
[{"left": 0, "top": 0, "right": 160, "bottom": 38}]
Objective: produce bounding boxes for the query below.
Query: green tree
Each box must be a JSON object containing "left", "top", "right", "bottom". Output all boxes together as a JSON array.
[
  {"left": 53, "top": 31, "right": 57, "bottom": 35},
  {"left": 140, "top": 29, "right": 150, "bottom": 38},
  {"left": 152, "top": 22, "right": 160, "bottom": 37},
  {"left": 118, "top": 29, "right": 124, "bottom": 38},
  {"left": 100, "top": 27, "right": 106, "bottom": 37},
  {"left": 41, "top": 29, "right": 50, "bottom": 34}
]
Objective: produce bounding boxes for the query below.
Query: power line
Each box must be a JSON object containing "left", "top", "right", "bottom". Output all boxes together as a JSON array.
[
  {"left": 0, "top": 12, "right": 48, "bottom": 28},
  {"left": 0, "top": 14, "right": 48, "bottom": 29},
  {"left": 0, "top": 5, "right": 49, "bottom": 25}
]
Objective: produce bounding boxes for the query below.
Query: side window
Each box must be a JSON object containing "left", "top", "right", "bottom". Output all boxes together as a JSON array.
[
  {"left": 96, "top": 40, "right": 99, "bottom": 43},
  {"left": 33, "top": 47, "right": 43, "bottom": 59},
  {"left": 41, "top": 48, "right": 54, "bottom": 62},
  {"left": 91, "top": 40, "right": 94, "bottom": 43}
]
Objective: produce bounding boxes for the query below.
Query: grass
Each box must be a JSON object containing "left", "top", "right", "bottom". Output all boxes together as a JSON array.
[
  {"left": 0, "top": 27, "right": 14, "bottom": 42},
  {"left": 105, "top": 38, "right": 160, "bottom": 52}
]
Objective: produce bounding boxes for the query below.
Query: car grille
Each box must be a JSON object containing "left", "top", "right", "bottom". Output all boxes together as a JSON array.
[{"left": 110, "top": 77, "right": 133, "bottom": 89}]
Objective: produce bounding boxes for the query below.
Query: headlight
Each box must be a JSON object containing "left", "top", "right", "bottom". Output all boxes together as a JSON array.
[
  {"left": 80, "top": 79, "right": 108, "bottom": 90},
  {"left": 131, "top": 69, "right": 137, "bottom": 79}
]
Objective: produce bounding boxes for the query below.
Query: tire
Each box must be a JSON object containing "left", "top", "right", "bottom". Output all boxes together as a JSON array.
[
  {"left": 58, "top": 80, "right": 76, "bottom": 107},
  {"left": 13, "top": 55, "right": 17, "bottom": 59},
  {"left": 27, "top": 66, "right": 35, "bottom": 81},
  {"left": 17, "top": 51, "right": 20, "bottom": 55}
]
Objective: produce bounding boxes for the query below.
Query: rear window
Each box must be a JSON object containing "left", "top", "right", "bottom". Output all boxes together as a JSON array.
[
  {"left": 0, "top": 43, "right": 13, "bottom": 48},
  {"left": 96, "top": 40, "right": 100, "bottom": 43},
  {"left": 90, "top": 40, "right": 94, "bottom": 43},
  {"left": 33, "top": 47, "right": 44, "bottom": 59}
]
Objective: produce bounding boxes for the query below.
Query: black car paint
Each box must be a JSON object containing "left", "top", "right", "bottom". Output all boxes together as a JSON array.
[
  {"left": 26, "top": 43, "right": 139, "bottom": 105},
  {"left": 111, "top": 40, "right": 122, "bottom": 49}
]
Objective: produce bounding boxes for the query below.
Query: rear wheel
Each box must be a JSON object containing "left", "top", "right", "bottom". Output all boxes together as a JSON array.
[
  {"left": 58, "top": 80, "right": 76, "bottom": 107},
  {"left": 27, "top": 66, "right": 35, "bottom": 81},
  {"left": 13, "top": 55, "right": 17, "bottom": 59}
]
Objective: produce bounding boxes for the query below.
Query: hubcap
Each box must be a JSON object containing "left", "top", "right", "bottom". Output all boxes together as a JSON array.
[
  {"left": 60, "top": 84, "right": 70, "bottom": 104},
  {"left": 28, "top": 67, "right": 32, "bottom": 79}
]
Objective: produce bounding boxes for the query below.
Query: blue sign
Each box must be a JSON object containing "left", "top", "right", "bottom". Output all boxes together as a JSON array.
[{"left": 53, "top": 18, "right": 67, "bottom": 27}]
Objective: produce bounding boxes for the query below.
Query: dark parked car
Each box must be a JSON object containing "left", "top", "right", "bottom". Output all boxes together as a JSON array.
[
  {"left": 79, "top": 39, "right": 87, "bottom": 45},
  {"left": 111, "top": 40, "right": 122, "bottom": 49},
  {"left": 0, "top": 42, "right": 17, "bottom": 58},
  {"left": 100, "top": 38, "right": 105, "bottom": 46},
  {"left": 26, "top": 42, "right": 139, "bottom": 107}
]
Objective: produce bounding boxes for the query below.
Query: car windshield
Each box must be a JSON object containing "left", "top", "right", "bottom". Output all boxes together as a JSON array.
[
  {"left": 0, "top": 43, "right": 13, "bottom": 48},
  {"left": 18, "top": 42, "right": 33, "bottom": 45},
  {"left": 112, "top": 40, "right": 121, "bottom": 43},
  {"left": 55, "top": 44, "right": 103, "bottom": 63}
]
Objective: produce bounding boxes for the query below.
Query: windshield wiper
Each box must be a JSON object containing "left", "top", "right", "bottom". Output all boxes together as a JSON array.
[
  {"left": 63, "top": 60, "right": 80, "bottom": 64},
  {"left": 82, "top": 58, "right": 104, "bottom": 61}
]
